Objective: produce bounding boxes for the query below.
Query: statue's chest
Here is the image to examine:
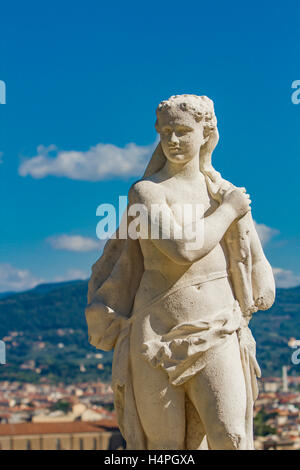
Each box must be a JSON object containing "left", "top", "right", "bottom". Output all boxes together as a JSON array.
[{"left": 163, "top": 185, "right": 213, "bottom": 223}]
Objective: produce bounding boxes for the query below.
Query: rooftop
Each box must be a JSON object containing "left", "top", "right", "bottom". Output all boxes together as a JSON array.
[{"left": 0, "top": 419, "right": 119, "bottom": 436}]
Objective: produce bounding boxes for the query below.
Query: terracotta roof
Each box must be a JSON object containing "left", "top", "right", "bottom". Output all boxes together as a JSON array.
[
  {"left": 0, "top": 419, "right": 119, "bottom": 436},
  {"left": 94, "top": 418, "right": 118, "bottom": 428}
]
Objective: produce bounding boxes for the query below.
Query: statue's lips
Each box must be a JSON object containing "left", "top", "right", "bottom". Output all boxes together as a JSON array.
[{"left": 169, "top": 147, "right": 181, "bottom": 152}]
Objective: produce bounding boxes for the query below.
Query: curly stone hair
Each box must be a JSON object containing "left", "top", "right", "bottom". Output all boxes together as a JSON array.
[{"left": 155, "top": 94, "right": 217, "bottom": 134}]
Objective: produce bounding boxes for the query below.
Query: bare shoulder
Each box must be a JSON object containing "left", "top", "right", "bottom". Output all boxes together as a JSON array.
[{"left": 129, "top": 179, "right": 165, "bottom": 206}]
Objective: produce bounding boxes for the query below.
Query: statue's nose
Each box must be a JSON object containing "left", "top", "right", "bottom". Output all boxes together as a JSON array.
[{"left": 169, "top": 132, "right": 179, "bottom": 144}]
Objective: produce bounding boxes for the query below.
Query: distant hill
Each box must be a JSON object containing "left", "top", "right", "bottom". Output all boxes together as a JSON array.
[
  {"left": 28, "top": 279, "right": 87, "bottom": 295},
  {"left": 0, "top": 280, "right": 113, "bottom": 384},
  {"left": 0, "top": 292, "right": 15, "bottom": 300},
  {"left": 0, "top": 280, "right": 299, "bottom": 383},
  {"left": 251, "top": 285, "right": 300, "bottom": 377},
  {"left": 0, "top": 280, "right": 86, "bottom": 300}
]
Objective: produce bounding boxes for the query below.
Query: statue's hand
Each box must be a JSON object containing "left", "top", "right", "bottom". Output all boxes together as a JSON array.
[
  {"left": 201, "top": 127, "right": 219, "bottom": 155},
  {"left": 223, "top": 187, "right": 251, "bottom": 218},
  {"left": 238, "top": 325, "right": 255, "bottom": 356},
  {"left": 237, "top": 326, "right": 261, "bottom": 378}
]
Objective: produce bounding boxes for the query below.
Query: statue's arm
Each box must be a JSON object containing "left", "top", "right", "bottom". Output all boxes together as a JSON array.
[
  {"left": 129, "top": 182, "right": 249, "bottom": 265},
  {"left": 85, "top": 299, "right": 126, "bottom": 351},
  {"left": 248, "top": 216, "right": 276, "bottom": 310}
]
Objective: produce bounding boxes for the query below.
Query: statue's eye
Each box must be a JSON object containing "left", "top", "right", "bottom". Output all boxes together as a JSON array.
[{"left": 177, "top": 128, "right": 190, "bottom": 135}]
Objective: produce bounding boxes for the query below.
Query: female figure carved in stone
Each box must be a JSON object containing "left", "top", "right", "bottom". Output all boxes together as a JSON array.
[{"left": 85, "top": 95, "right": 275, "bottom": 450}]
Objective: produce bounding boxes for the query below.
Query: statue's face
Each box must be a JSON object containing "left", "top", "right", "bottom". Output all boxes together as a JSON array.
[{"left": 157, "top": 108, "right": 204, "bottom": 164}]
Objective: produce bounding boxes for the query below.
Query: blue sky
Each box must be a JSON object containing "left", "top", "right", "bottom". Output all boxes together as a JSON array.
[{"left": 0, "top": 0, "right": 300, "bottom": 291}]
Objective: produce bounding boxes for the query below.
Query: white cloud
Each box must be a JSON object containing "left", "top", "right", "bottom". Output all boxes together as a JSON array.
[
  {"left": 0, "top": 263, "right": 90, "bottom": 294},
  {"left": 254, "top": 221, "right": 279, "bottom": 246},
  {"left": 47, "top": 234, "right": 102, "bottom": 252},
  {"left": 0, "top": 264, "right": 44, "bottom": 293},
  {"left": 18, "top": 140, "right": 157, "bottom": 181},
  {"left": 273, "top": 267, "right": 300, "bottom": 288},
  {"left": 52, "top": 269, "right": 89, "bottom": 283}
]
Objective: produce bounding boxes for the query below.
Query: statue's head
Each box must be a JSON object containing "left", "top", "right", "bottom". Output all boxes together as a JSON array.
[{"left": 155, "top": 94, "right": 217, "bottom": 165}]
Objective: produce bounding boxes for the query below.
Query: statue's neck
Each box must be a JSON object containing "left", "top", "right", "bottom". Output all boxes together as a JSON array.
[{"left": 163, "top": 156, "right": 201, "bottom": 180}]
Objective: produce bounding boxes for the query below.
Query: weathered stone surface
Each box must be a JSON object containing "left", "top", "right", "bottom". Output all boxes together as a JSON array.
[{"left": 85, "top": 94, "right": 275, "bottom": 450}]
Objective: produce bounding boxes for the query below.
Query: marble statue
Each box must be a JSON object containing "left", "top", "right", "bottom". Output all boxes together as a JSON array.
[{"left": 85, "top": 94, "right": 275, "bottom": 450}]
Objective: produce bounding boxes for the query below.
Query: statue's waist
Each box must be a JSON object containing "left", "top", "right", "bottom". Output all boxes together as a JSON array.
[
  {"left": 131, "top": 301, "right": 242, "bottom": 386},
  {"left": 131, "top": 270, "right": 229, "bottom": 322}
]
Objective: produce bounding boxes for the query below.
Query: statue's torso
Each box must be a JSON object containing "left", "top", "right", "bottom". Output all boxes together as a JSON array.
[{"left": 131, "top": 175, "right": 236, "bottom": 338}]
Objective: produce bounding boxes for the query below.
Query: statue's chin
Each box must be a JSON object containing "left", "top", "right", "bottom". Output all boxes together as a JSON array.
[{"left": 166, "top": 153, "right": 189, "bottom": 164}]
